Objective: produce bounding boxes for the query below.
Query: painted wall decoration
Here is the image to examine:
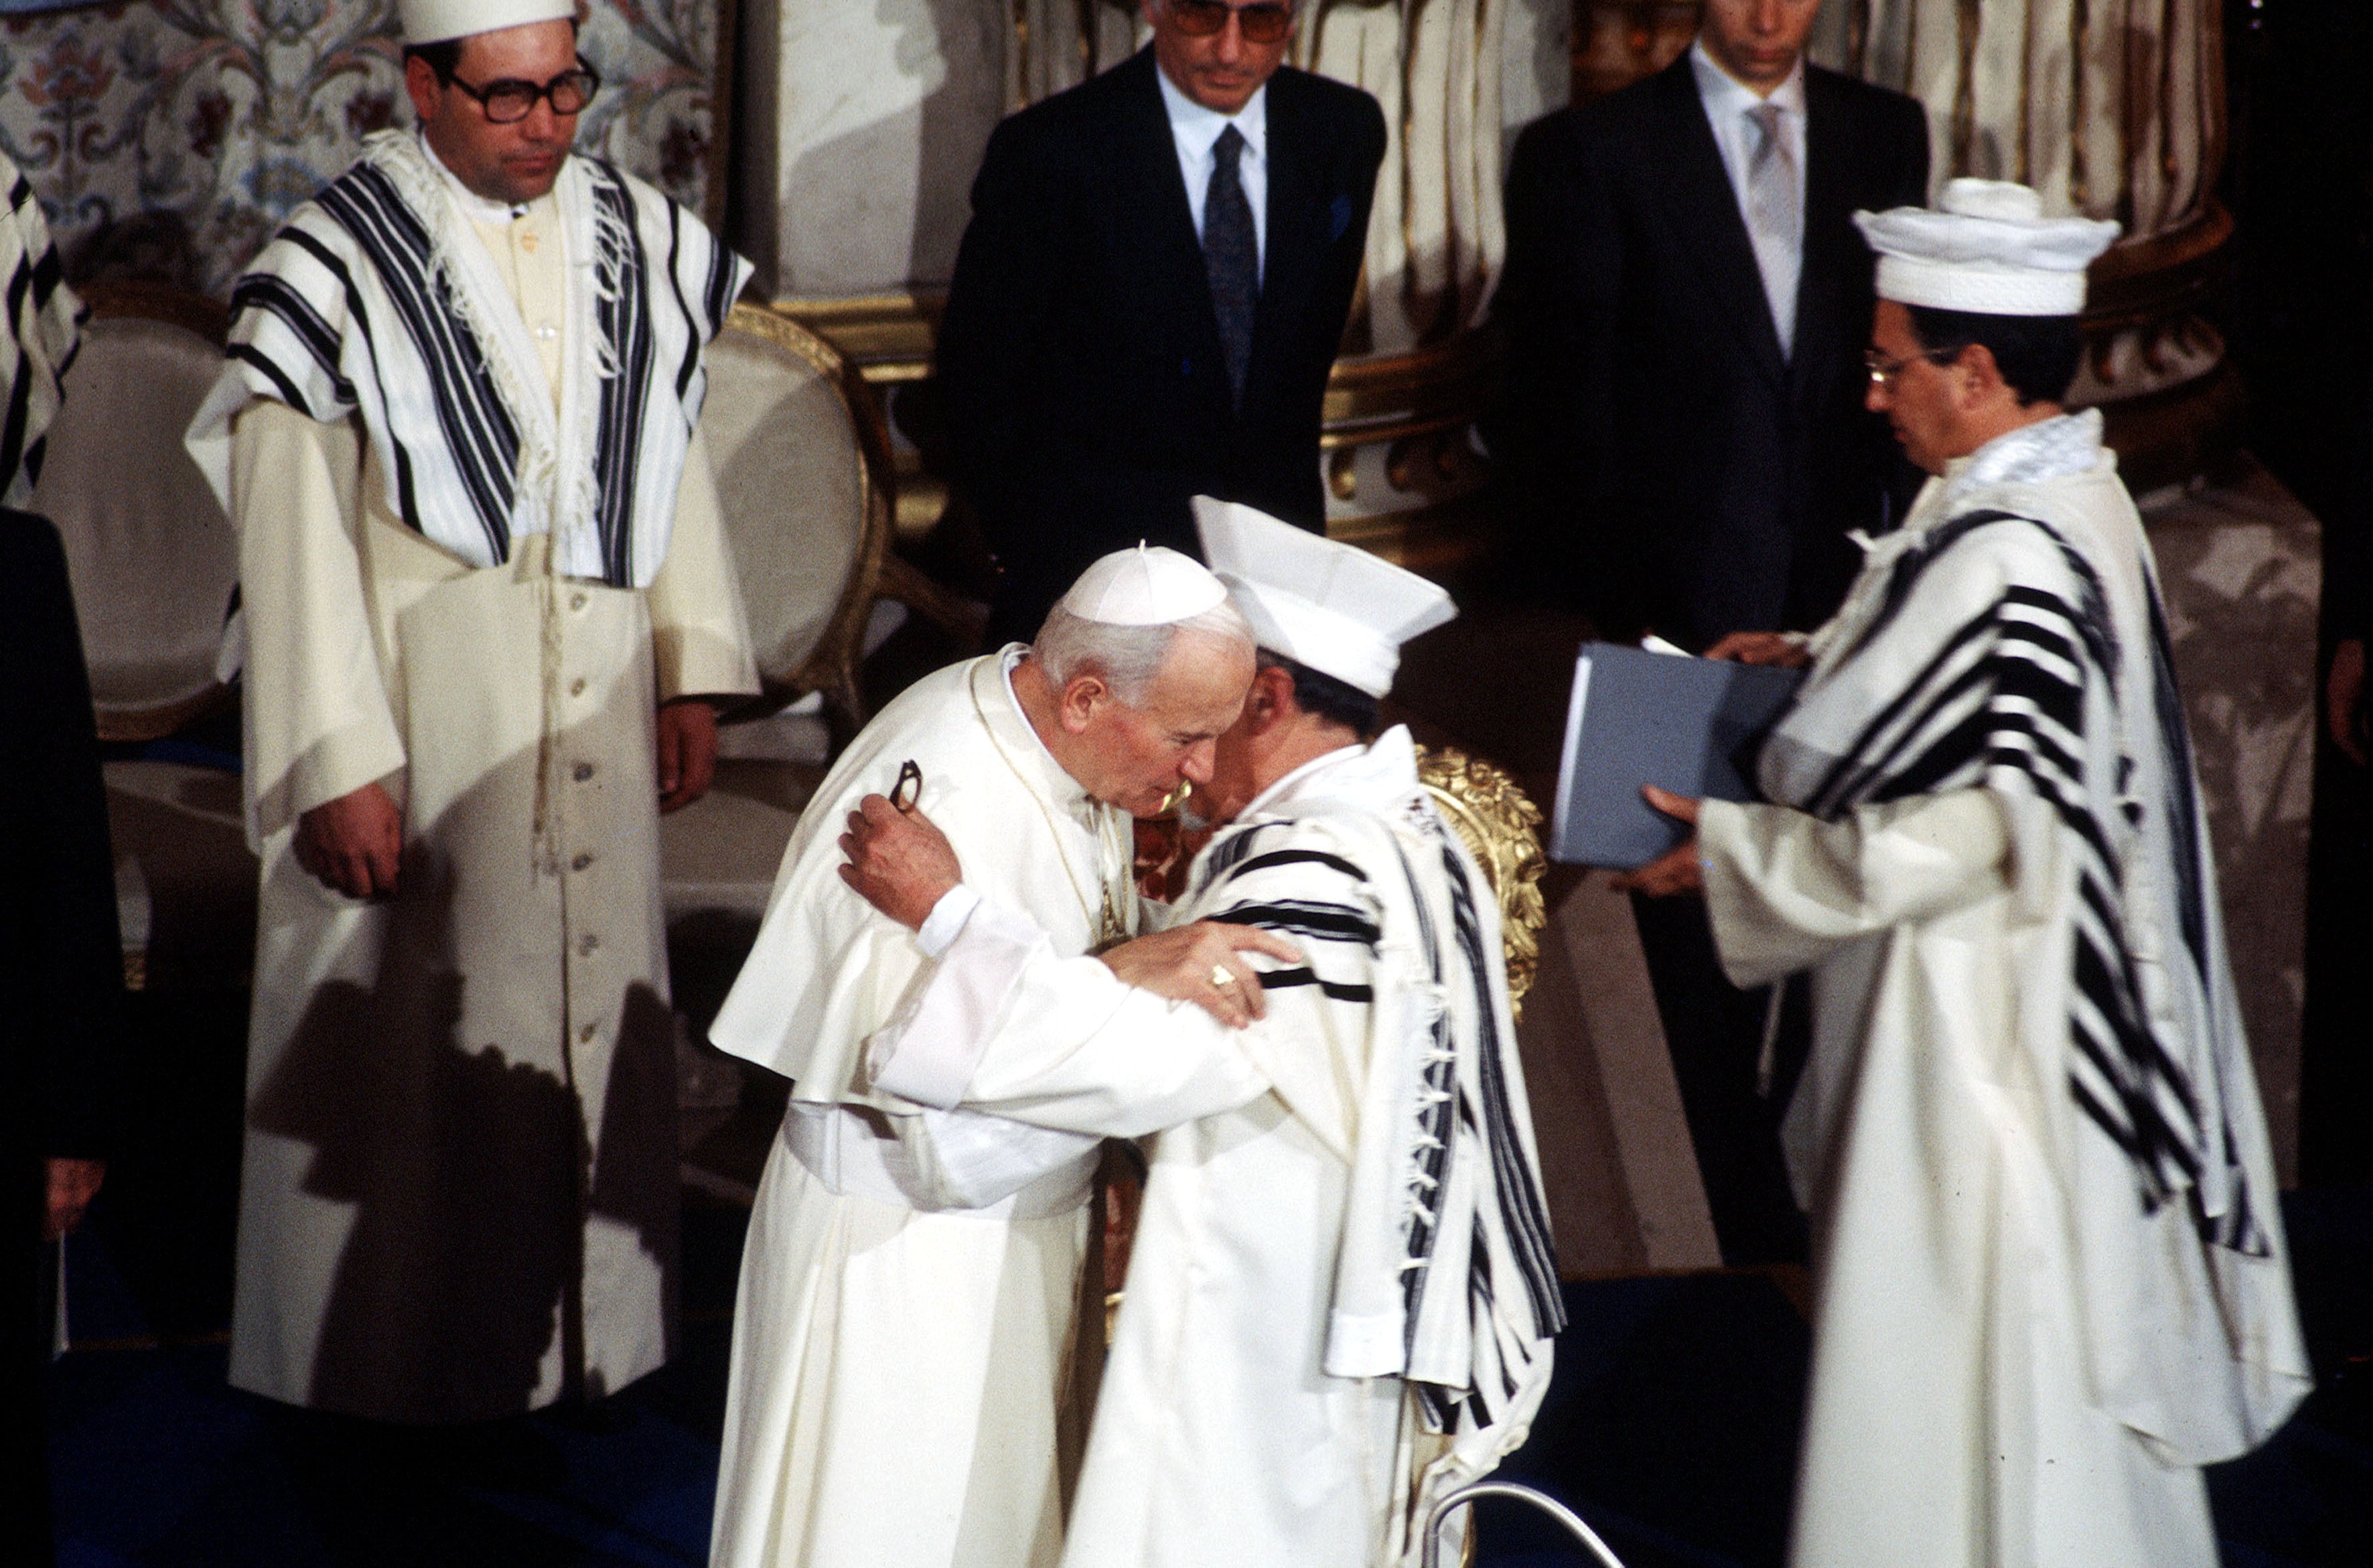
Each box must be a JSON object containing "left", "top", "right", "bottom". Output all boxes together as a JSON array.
[{"left": 0, "top": 1, "right": 720, "bottom": 295}]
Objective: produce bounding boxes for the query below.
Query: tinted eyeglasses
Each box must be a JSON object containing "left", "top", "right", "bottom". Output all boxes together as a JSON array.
[
  {"left": 1167, "top": 1, "right": 1297, "bottom": 46},
  {"left": 444, "top": 63, "right": 602, "bottom": 125},
  {"left": 1863, "top": 345, "right": 1961, "bottom": 389}
]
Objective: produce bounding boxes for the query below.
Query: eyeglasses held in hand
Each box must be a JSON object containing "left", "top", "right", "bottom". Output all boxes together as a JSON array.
[
  {"left": 447, "top": 64, "right": 602, "bottom": 125},
  {"left": 1167, "top": 1, "right": 1297, "bottom": 46}
]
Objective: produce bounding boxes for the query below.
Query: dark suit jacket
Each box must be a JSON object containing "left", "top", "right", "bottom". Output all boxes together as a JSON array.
[
  {"left": 3, "top": 506, "right": 121, "bottom": 1543},
  {"left": 936, "top": 49, "right": 1386, "bottom": 642},
  {"left": 1495, "top": 56, "right": 1930, "bottom": 648}
]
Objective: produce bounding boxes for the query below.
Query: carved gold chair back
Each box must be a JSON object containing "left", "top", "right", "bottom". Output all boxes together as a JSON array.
[{"left": 1415, "top": 745, "right": 1549, "bottom": 1019}]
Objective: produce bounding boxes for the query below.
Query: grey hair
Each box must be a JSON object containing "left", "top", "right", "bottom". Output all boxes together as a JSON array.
[{"left": 1033, "top": 599, "right": 1254, "bottom": 707}]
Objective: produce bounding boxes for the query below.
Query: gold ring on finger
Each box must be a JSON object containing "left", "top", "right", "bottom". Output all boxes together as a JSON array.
[{"left": 1210, "top": 965, "right": 1236, "bottom": 989}]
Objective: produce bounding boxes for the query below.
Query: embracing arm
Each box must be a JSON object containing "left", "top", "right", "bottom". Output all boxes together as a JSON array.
[
  {"left": 866, "top": 899, "right": 1285, "bottom": 1139},
  {"left": 844, "top": 796, "right": 1299, "bottom": 1135}
]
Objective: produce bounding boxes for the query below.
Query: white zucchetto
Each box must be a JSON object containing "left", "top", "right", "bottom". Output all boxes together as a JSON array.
[
  {"left": 1855, "top": 179, "right": 2122, "bottom": 317},
  {"left": 1054, "top": 543, "right": 1230, "bottom": 626},
  {"left": 1194, "top": 498, "right": 1455, "bottom": 699},
  {"left": 401, "top": 0, "right": 577, "bottom": 46}
]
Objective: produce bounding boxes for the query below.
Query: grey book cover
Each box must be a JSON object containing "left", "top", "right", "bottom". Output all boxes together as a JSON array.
[{"left": 1550, "top": 643, "right": 1805, "bottom": 869}]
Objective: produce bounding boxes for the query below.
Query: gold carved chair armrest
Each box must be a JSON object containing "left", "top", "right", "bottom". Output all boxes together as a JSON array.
[{"left": 1416, "top": 746, "right": 1549, "bottom": 1019}]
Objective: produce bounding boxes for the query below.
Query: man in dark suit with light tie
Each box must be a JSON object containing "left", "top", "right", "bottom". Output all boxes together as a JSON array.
[
  {"left": 936, "top": 1, "right": 1386, "bottom": 646},
  {"left": 1495, "top": 0, "right": 1930, "bottom": 1264}
]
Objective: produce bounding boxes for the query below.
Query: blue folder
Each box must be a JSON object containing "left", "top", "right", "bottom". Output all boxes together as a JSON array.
[{"left": 1549, "top": 642, "right": 1805, "bottom": 869}]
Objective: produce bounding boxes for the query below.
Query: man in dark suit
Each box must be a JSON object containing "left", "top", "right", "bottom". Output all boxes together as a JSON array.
[
  {"left": 937, "top": 0, "right": 1386, "bottom": 645},
  {"left": 3, "top": 508, "right": 123, "bottom": 1563},
  {"left": 1495, "top": 0, "right": 1930, "bottom": 1263}
]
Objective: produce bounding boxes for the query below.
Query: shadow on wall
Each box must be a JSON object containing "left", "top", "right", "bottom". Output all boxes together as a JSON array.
[{"left": 760, "top": 0, "right": 1010, "bottom": 297}]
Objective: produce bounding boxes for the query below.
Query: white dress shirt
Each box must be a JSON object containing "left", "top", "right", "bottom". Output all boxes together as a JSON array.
[
  {"left": 1691, "top": 39, "right": 1807, "bottom": 346},
  {"left": 1157, "top": 66, "right": 1268, "bottom": 278}
]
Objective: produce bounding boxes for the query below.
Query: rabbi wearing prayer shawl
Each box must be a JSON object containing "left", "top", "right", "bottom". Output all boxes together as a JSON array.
[
  {"left": 1619, "top": 180, "right": 2309, "bottom": 1568},
  {"left": 184, "top": 0, "right": 758, "bottom": 1427},
  {"left": 704, "top": 546, "right": 1260, "bottom": 1568},
  {"left": 835, "top": 500, "right": 1565, "bottom": 1568}
]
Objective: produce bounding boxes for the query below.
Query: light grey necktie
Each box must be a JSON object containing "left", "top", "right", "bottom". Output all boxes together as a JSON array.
[{"left": 1744, "top": 101, "right": 1801, "bottom": 359}]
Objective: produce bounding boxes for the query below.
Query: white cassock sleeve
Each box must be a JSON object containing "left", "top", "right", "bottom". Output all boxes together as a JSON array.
[
  {"left": 1696, "top": 786, "right": 2014, "bottom": 989},
  {"left": 230, "top": 401, "right": 405, "bottom": 843},
  {"left": 867, "top": 894, "right": 1275, "bottom": 1138},
  {"left": 644, "top": 423, "right": 760, "bottom": 703}
]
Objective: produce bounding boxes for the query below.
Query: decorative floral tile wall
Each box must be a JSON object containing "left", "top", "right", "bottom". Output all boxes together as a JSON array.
[{"left": 0, "top": 1, "right": 719, "bottom": 295}]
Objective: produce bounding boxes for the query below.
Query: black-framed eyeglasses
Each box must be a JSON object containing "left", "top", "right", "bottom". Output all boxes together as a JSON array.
[
  {"left": 1863, "top": 345, "right": 1961, "bottom": 389},
  {"left": 1167, "top": 1, "right": 1297, "bottom": 46},
  {"left": 444, "top": 63, "right": 601, "bottom": 125}
]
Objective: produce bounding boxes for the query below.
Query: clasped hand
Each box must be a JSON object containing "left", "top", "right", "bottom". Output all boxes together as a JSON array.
[{"left": 839, "top": 795, "right": 1300, "bottom": 1027}]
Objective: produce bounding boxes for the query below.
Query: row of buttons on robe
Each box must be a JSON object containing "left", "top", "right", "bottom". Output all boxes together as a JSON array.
[{"left": 563, "top": 581, "right": 603, "bottom": 1042}]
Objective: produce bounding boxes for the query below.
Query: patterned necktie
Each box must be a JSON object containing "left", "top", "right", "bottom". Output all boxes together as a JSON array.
[
  {"left": 1203, "top": 124, "right": 1258, "bottom": 407},
  {"left": 1744, "top": 101, "right": 1801, "bottom": 360}
]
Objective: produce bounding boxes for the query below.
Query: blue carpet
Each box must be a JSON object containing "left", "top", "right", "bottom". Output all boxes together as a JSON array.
[{"left": 45, "top": 1193, "right": 2372, "bottom": 1566}]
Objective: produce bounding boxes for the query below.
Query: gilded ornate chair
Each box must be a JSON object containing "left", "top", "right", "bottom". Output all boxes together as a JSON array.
[
  {"left": 33, "top": 280, "right": 255, "bottom": 991},
  {"left": 1416, "top": 745, "right": 1549, "bottom": 1018}
]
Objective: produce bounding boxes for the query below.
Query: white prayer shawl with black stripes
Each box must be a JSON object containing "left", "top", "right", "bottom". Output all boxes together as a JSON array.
[
  {"left": 1735, "top": 411, "right": 2306, "bottom": 1469},
  {"left": 0, "top": 156, "right": 80, "bottom": 507},
  {"left": 188, "top": 131, "right": 745, "bottom": 587},
  {"left": 1183, "top": 729, "right": 1566, "bottom": 1549}
]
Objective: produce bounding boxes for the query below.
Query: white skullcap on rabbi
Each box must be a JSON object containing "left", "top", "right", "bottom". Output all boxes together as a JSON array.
[
  {"left": 1854, "top": 179, "right": 2122, "bottom": 317},
  {"left": 401, "top": 0, "right": 577, "bottom": 46},
  {"left": 1194, "top": 497, "right": 1455, "bottom": 699},
  {"left": 1054, "top": 543, "right": 1230, "bottom": 626}
]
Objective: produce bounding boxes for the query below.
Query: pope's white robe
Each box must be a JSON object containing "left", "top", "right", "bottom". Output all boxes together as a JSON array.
[
  {"left": 215, "top": 160, "right": 758, "bottom": 1424},
  {"left": 1695, "top": 413, "right": 2309, "bottom": 1568},
  {"left": 867, "top": 729, "right": 1561, "bottom": 1568},
  {"left": 706, "top": 650, "right": 1148, "bottom": 1568}
]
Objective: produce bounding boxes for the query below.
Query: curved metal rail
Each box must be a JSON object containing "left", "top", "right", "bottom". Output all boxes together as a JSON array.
[{"left": 1420, "top": 1480, "right": 1629, "bottom": 1568}]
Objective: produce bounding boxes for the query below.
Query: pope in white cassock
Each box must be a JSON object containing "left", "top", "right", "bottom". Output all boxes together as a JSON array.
[
  {"left": 1617, "top": 180, "right": 2310, "bottom": 1567},
  {"left": 185, "top": 1, "right": 758, "bottom": 1424},
  {"left": 835, "top": 500, "right": 1567, "bottom": 1568},
  {"left": 704, "top": 546, "right": 1263, "bottom": 1568}
]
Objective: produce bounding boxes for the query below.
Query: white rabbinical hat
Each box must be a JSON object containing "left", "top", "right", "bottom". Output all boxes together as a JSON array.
[
  {"left": 1054, "top": 543, "right": 1230, "bottom": 626},
  {"left": 401, "top": 0, "right": 577, "bottom": 46},
  {"left": 1854, "top": 179, "right": 2122, "bottom": 317},
  {"left": 1194, "top": 497, "right": 1455, "bottom": 699}
]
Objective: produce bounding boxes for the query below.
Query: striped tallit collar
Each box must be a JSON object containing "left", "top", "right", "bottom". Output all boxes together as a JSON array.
[
  {"left": 417, "top": 129, "right": 539, "bottom": 224},
  {"left": 1238, "top": 725, "right": 1421, "bottom": 820},
  {"left": 1940, "top": 407, "right": 2106, "bottom": 507}
]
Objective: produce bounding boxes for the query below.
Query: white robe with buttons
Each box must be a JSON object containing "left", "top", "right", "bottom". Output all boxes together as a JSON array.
[{"left": 222, "top": 175, "right": 758, "bottom": 1424}]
